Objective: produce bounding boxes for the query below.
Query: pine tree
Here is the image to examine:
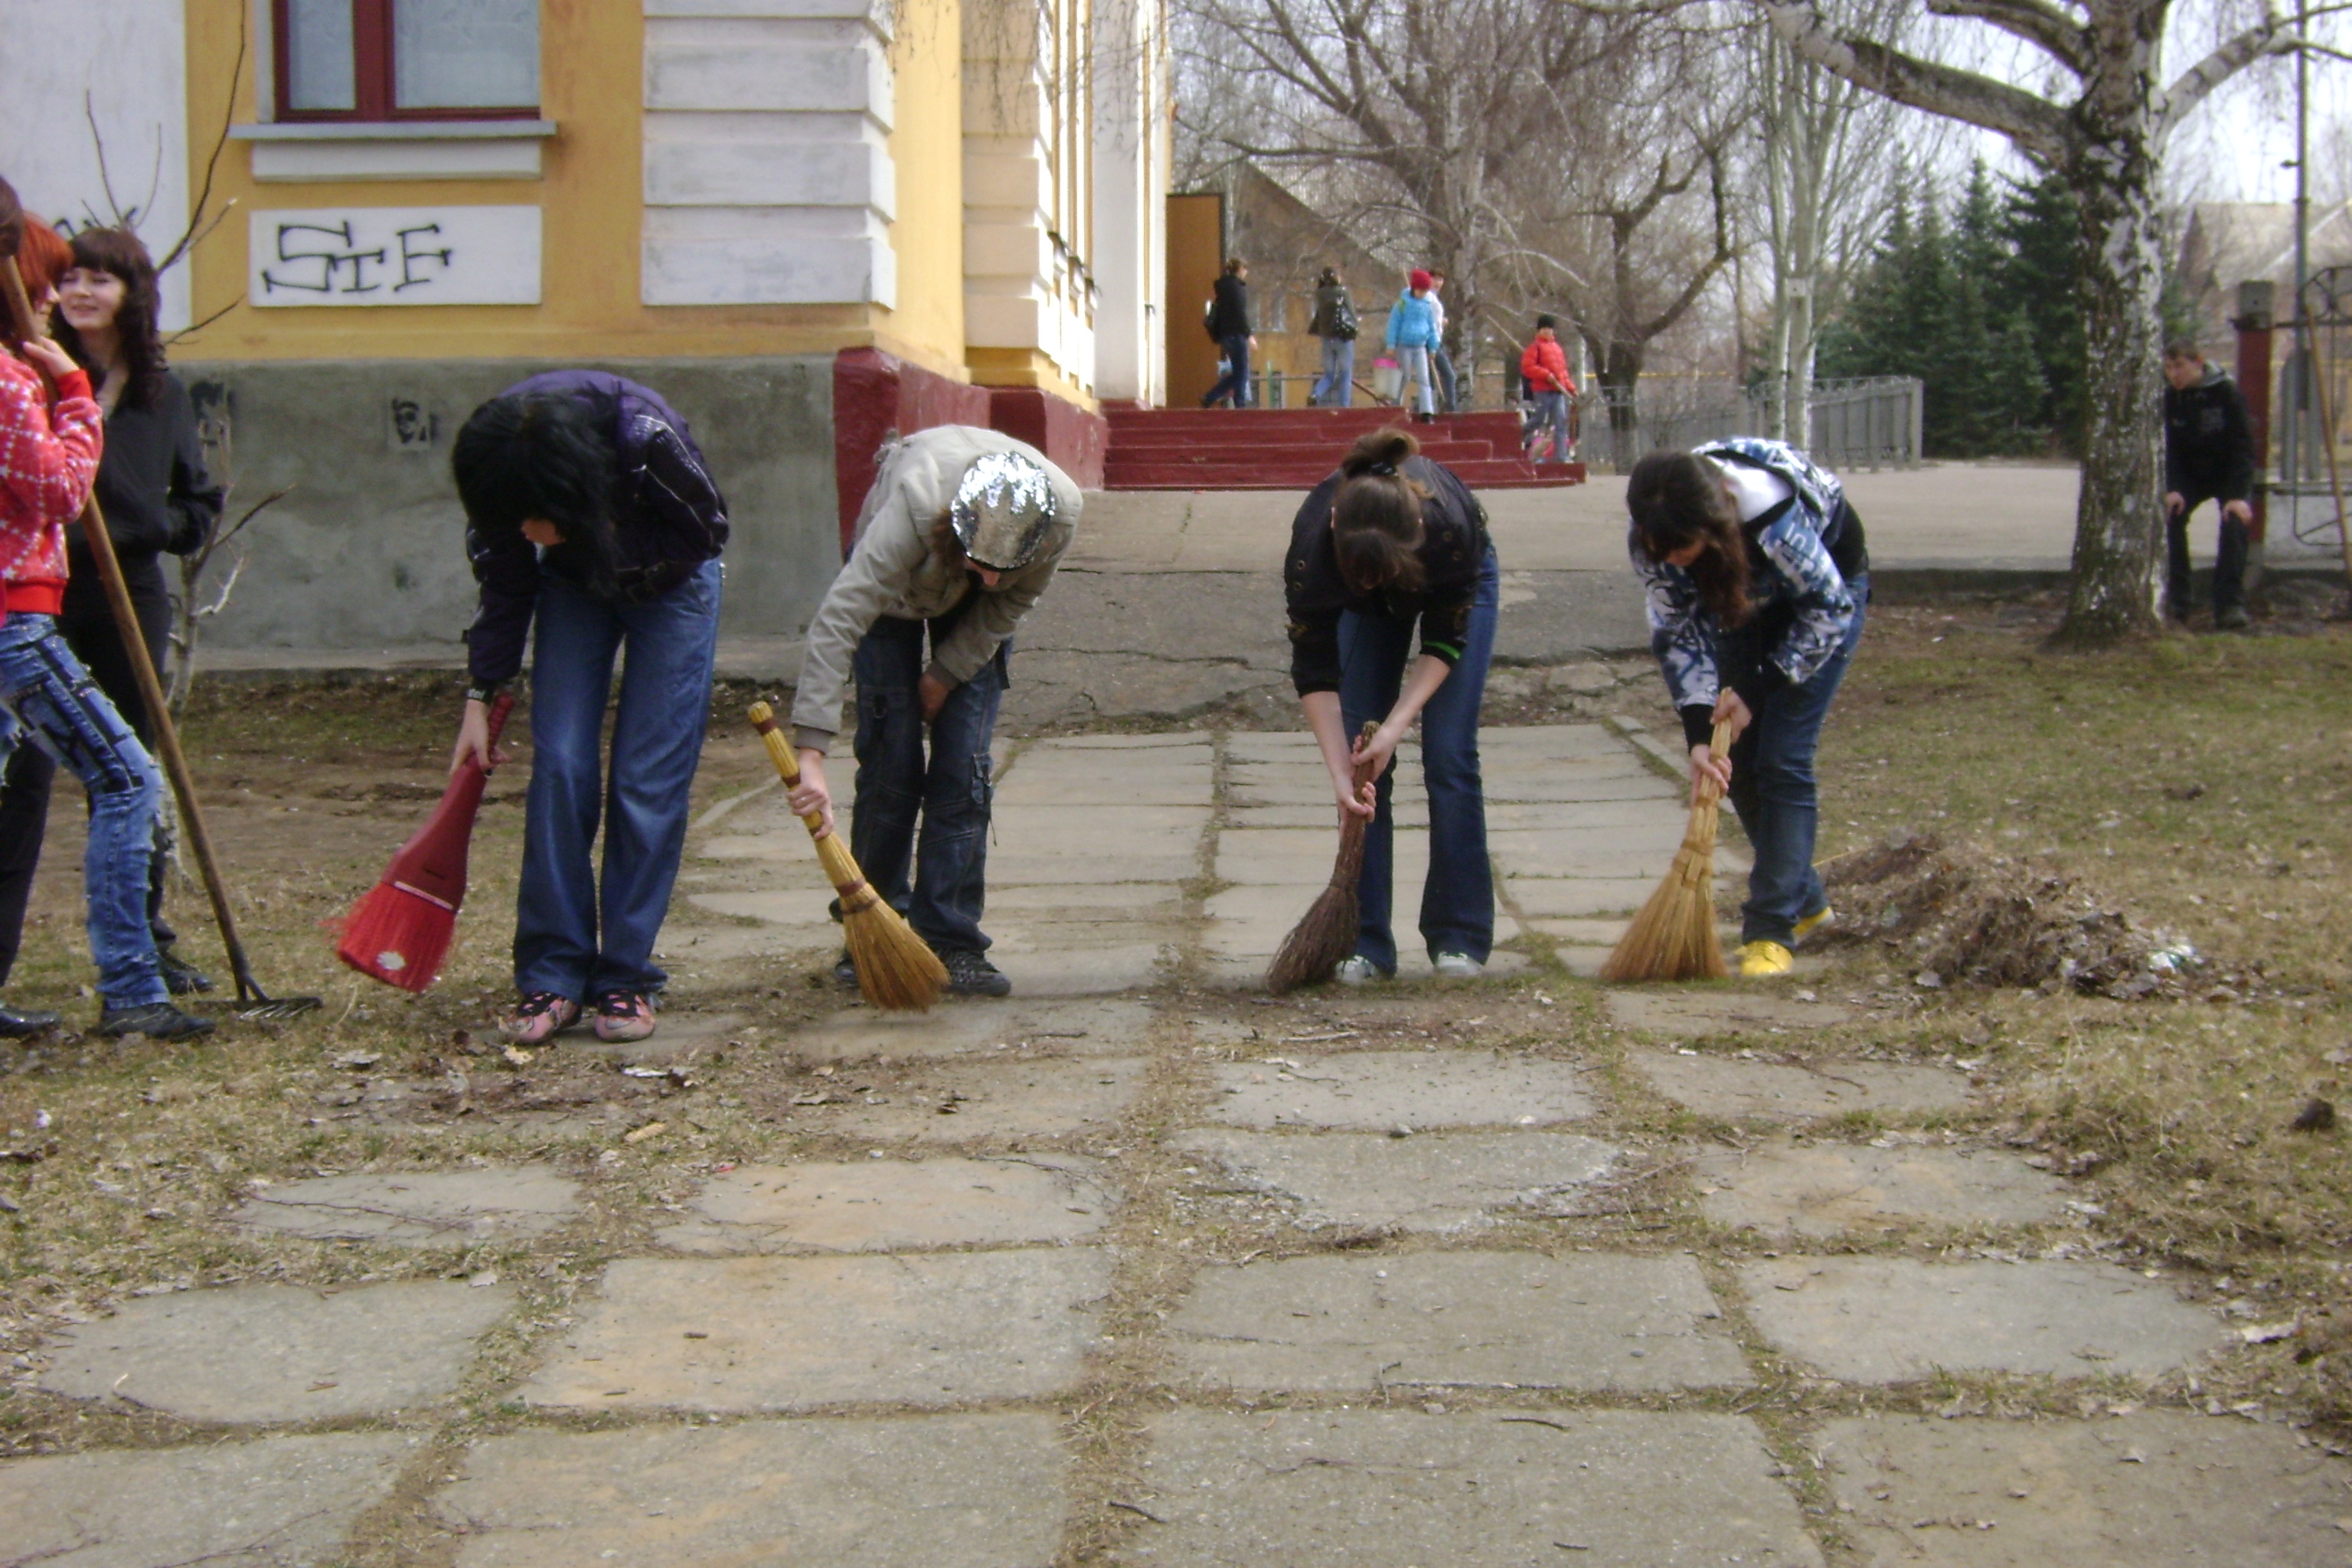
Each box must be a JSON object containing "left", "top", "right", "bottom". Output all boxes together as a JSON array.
[{"left": 1996, "top": 168, "right": 2085, "bottom": 451}]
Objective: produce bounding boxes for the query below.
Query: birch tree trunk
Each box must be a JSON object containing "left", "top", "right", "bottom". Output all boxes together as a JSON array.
[{"left": 1762, "top": 0, "right": 2301, "bottom": 646}]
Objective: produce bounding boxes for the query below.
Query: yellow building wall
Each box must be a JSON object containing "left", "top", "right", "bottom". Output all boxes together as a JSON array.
[
  {"left": 881, "top": 0, "right": 967, "bottom": 377},
  {"left": 181, "top": 0, "right": 964, "bottom": 371}
]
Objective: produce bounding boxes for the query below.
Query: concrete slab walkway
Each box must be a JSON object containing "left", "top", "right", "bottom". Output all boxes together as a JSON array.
[{"left": 10, "top": 718, "right": 2341, "bottom": 1566}]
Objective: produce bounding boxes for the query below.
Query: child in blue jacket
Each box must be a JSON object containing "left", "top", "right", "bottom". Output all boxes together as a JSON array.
[{"left": 1385, "top": 270, "right": 1442, "bottom": 422}]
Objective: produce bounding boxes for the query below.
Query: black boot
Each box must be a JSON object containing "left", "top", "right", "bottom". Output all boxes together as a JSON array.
[
  {"left": 936, "top": 948, "right": 1011, "bottom": 998},
  {"left": 158, "top": 948, "right": 214, "bottom": 995},
  {"left": 99, "top": 1001, "right": 215, "bottom": 1040},
  {"left": 831, "top": 949, "right": 860, "bottom": 990},
  {"left": 0, "top": 1000, "right": 60, "bottom": 1038}
]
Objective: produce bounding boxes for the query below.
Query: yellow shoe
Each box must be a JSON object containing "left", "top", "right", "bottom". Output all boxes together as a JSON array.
[
  {"left": 1736, "top": 940, "right": 1795, "bottom": 978},
  {"left": 1793, "top": 907, "right": 1835, "bottom": 943}
]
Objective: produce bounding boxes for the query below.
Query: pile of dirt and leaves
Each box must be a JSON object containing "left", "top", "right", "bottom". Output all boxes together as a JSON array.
[{"left": 1820, "top": 831, "right": 2265, "bottom": 1001}]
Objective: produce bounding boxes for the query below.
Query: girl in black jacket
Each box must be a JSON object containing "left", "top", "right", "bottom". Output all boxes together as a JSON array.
[
  {"left": 1285, "top": 427, "right": 1500, "bottom": 981},
  {"left": 0, "top": 227, "right": 221, "bottom": 1007}
]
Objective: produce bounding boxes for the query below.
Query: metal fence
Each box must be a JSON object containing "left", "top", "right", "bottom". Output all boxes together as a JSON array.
[{"left": 1587, "top": 376, "right": 1922, "bottom": 474}]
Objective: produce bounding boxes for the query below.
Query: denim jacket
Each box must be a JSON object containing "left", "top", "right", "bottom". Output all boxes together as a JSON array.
[{"left": 1632, "top": 436, "right": 1863, "bottom": 743}]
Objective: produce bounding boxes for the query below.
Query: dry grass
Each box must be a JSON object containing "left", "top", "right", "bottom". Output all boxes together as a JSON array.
[{"left": 1809, "top": 598, "right": 2352, "bottom": 1433}]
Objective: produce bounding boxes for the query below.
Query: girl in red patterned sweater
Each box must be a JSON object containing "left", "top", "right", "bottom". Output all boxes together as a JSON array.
[{"left": 0, "top": 180, "right": 207, "bottom": 1039}]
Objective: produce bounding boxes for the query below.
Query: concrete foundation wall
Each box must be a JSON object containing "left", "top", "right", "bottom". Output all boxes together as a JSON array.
[{"left": 174, "top": 356, "right": 840, "bottom": 656}]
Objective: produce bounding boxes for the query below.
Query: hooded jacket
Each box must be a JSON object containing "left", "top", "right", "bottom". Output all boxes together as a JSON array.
[
  {"left": 2163, "top": 362, "right": 2256, "bottom": 503},
  {"left": 465, "top": 371, "right": 728, "bottom": 688},
  {"left": 1384, "top": 290, "right": 1441, "bottom": 351},
  {"left": 1632, "top": 436, "right": 1867, "bottom": 747},
  {"left": 791, "top": 424, "right": 1083, "bottom": 751}
]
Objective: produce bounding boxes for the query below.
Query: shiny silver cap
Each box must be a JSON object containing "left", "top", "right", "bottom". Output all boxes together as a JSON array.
[{"left": 949, "top": 452, "right": 1057, "bottom": 570}]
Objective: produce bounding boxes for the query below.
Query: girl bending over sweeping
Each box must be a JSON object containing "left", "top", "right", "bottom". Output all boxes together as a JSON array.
[
  {"left": 1285, "top": 426, "right": 1498, "bottom": 982},
  {"left": 1627, "top": 437, "right": 1868, "bottom": 978},
  {"left": 451, "top": 373, "right": 728, "bottom": 1046}
]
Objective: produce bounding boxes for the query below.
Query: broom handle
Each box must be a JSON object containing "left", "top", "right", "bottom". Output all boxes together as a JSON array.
[
  {"left": 1696, "top": 720, "right": 1730, "bottom": 809},
  {"left": 747, "top": 701, "right": 872, "bottom": 897},
  {"left": 3, "top": 256, "right": 267, "bottom": 1001}
]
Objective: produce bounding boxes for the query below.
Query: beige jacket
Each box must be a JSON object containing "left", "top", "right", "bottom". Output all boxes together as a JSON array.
[{"left": 791, "top": 425, "right": 1081, "bottom": 751}]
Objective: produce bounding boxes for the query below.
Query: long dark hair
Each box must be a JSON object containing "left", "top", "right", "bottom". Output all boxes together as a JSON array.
[
  {"left": 452, "top": 391, "right": 620, "bottom": 593},
  {"left": 1627, "top": 450, "right": 1752, "bottom": 626},
  {"left": 53, "top": 227, "right": 168, "bottom": 408},
  {"left": 0, "top": 176, "right": 22, "bottom": 266},
  {"left": 1331, "top": 427, "right": 1428, "bottom": 594}
]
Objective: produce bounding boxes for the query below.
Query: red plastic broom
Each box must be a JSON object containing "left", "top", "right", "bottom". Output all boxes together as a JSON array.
[{"left": 337, "top": 693, "right": 515, "bottom": 992}]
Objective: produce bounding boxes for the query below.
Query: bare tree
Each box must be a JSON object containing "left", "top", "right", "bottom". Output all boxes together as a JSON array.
[
  {"left": 1178, "top": 0, "right": 1690, "bottom": 392},
  {"left": 1749, "top": 0, "right": 1917, "bottom": 438},
  {"left": 1762, "top": 0, "right": 2336, "bottom": 644}
]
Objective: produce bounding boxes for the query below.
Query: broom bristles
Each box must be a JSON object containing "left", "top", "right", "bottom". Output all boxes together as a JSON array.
[
  {"left": 337, "top": 881, "right": 456, "bottom": 994},
  {"left": 1266, "top": 880, "right": 1360, "bottom": 993},
  {"left": 1601, "top": 724, "right": 1733, "bottom": 984}
]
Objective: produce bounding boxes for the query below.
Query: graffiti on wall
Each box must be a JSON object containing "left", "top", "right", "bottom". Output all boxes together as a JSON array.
[{"left": 248, "top": 207, "right": 541, "bottom": 307}]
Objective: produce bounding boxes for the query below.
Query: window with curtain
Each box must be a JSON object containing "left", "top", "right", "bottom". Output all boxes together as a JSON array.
[{"left": 276, "top": 0, "right": 539, "bottom": 120}]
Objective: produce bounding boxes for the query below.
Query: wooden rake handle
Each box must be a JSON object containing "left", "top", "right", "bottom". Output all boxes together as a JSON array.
[
  {"left": 2, "top": 256, "right": 270, "bottom": 1002},
  {"left": 747, "top": 701, "right": 876, "bottom": 911}
]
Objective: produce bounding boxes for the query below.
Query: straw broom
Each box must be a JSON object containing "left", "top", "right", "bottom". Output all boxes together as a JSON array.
[
  {"left": 1600, "top": 720, "right": 1733, "bottom": 982},
  {"left": 749, "top": 702, "right": 946, "bottom": 1011},
  {"left": 1266, "top": 723, "right": 1380, "bottom": 993}
]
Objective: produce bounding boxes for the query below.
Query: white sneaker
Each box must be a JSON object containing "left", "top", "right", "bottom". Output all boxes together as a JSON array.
[
  {"left": 1334, "top": 956, "right": 1382, "bottom": 986},
  {"left": 1431, "top": 952, "right": 1484, "bottom": 979}
]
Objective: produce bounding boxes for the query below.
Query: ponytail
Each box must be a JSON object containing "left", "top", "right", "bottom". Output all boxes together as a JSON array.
[
  {"left": 1626, "top": 450, "right": 1752, "bottom": 626},
  {"left": 1331, "top": 427, "right": 1428, "bottom": 594}
]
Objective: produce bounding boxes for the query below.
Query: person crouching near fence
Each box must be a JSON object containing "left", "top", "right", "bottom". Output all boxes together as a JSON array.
[
  {"left": 1287, "top": 426, "right": 1499, "bottom": 982},
  {"left": 0, "top": 180, "right": 207, "bottom": 1040},
  {"left": 451, "top": 373, "right": 729, "bottom": 1047},
  {"left": 1627, "top": 436, "right": 1868, "bottom": 979},
  {"left": 785, "top": 426, "right": 1082, "bottom": 1000}
]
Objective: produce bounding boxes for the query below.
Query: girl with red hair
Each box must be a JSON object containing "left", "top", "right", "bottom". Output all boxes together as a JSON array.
[{"left": 0, "top": 177, "right": 206, "bottom": 1040}]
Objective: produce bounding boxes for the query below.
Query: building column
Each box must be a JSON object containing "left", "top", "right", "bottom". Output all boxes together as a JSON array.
[{"left": 642, "top": 0, "right": 897, "bottom": 307}]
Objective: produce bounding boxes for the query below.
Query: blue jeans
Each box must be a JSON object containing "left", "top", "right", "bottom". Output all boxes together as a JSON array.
[
  {"left": 516, "top": 560, "right": 720, "bottom": 1000},
  {"left": 1725, "top": 576, "right": 1867, "bottom": 946},
  {"left": 1204, "top": 334, "right": 1253, "bottom": 408},
  {"left": 0, "top": 614, "right": 165, "bottom": 1007},
  {"left": 1432, "top": 345, "right": 1459, "bottom": 411},
  {"left": 1315, "top": 338, "right": 1356, "bottom": 407},
  {"left": 848, "top": 613, "right": 1007, "bottom": 953},
  {"left": 1533, "top": 390, "right": 1570, "bottom": 461},
  {"left": 1338, "top": 547, "right": 1500, "bottom": 972},
  {"left": 1396, "top": 346, "right": 1436, "bottom": 415}
]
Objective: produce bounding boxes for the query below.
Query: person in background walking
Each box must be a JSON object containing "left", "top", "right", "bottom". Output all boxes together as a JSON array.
[
  {"left": 1426, "top": 270, "right": 1459, "bottom": 413},
  {"left": 1386, "top": 270, "right": 1442, "bottom": 423},
  {"left": 1201, "top": 259, "right": 1256, "bottom": 410},
  {"left": 1519, "top": 315, "right": 1576, "bottom": 464},
  {"left": 451, "top": 372, "right": 729, "bottom": 1048},
  {"left": 1308, "top": 267, "right": 1357, "bottom": 407},
  {"left": 2161, "top": 337, "right": 2256, "bottom": 630},
  {"left": 0, "top": 227, "right": 222, "bottom": 1005},
  {"left": 1626, "top": 437, "right": 1868, "bottom": 980},
  {"left": 1285, "top": 427, "right": 1499, "bottom": 983},
  {"left": 0, "top": 182, "right": 206, "bottom": 1040}
]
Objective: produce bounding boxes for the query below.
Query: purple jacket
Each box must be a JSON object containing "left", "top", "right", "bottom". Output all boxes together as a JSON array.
[{"left": 464, "top": 371, "right": 728, "bottom": 686}]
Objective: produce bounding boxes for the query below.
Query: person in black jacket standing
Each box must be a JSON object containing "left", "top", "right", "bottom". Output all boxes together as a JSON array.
[
  {"left": 0, "top": 227, "right": 222, "bottom": 1012},
  {"left": 1202, "top": 259, "right": 1256, "bottom": 409},
  {"left": 2162, "top": 338, "right": 2258, "bottom": 629}
]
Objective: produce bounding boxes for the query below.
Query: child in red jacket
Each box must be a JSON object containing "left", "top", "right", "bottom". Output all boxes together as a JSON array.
[
  {"left": 0, "top": 181, "right": 207, "bottom": 1040},
  {"left": 1520, "top": 316, "right": 1576, "bottom": 464}
]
